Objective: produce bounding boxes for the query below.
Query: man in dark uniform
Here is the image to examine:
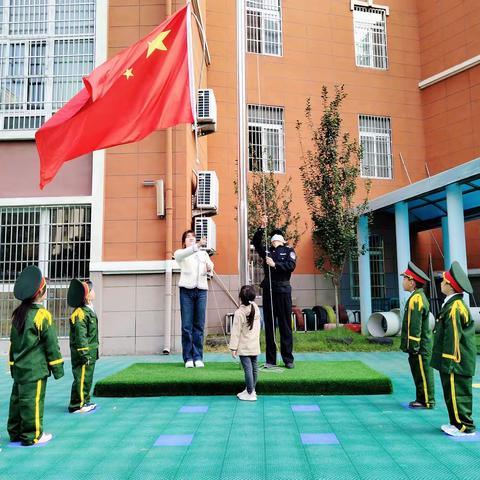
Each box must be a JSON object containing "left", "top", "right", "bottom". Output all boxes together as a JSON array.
[
  {"left": 431, "top": 261, "right": 476, "bottom": 437},
  {"left": 252, "top": 216, "right": 296, "bottom": 368},
  {"left": 400, "top": 261, "right": 435, "bottom": 409}
]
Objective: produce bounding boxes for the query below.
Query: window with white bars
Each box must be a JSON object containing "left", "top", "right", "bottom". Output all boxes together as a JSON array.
[
  {"left": 350, "top": 234, "right": 386, "bottom": 299},
  {"left": 353, "top": 5, "right": 388, "bottom": 69},
  {"left": 246, "top": 0, "right": 282, "bottom": 56},
  {"left": 248, "top": 105, "right": 285, "bottom": 173},
  {"left": 359, "top": 115, "right": 392, "bottom": 179},
  {"left": 0, "top": 205, "right": 91, "bottom": 338},
  {"left": 0, "top": 0, "right": 95, "bottom": 134}
]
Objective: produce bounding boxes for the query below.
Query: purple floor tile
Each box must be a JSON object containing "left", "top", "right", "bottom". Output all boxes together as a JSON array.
[
  {"left": 179, "top": 405, "right": 209, "bottom": 413},
  {"left": 292, "top": 405, "right": 320, "bottom": 412},
  {"left": 154, "top": 434, "right": 194, "bottom": 446},
  {"left": 448, "top": 432, "right": 480, "bottom": 442},
  {"left": 8, "top": 441, "right": 49, "bottom": 448},
  {"left": 301, "top": 433, "right": 339, "bottom": 445}
]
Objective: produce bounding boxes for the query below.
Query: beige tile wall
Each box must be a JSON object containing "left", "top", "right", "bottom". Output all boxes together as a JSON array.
[{"left": 96, "top": 272, "right": 333, "bottom": 355}]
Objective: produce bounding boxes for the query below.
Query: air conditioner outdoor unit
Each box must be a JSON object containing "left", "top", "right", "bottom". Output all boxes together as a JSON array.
[
  {"left": 194, "top": 217, "right": 216, "bottom": 251},
  {"left": 196, "top": 171, "right": 219, "bottom": 211},
  {"left": 197, "top": 89, "right": 217, "bottom": 124}
]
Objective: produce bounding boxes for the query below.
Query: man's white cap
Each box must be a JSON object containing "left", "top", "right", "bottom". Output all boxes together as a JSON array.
[{"left": 271, "top": 234, "right": 285, "bottom": 244}]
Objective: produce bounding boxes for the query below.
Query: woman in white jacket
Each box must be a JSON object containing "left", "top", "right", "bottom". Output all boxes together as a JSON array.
[
  {"left": 229, "top": 285, "right": 261, "bottom": 401},
  {"left": 174, "top": 230, "right": 214, "bottom": 368}
]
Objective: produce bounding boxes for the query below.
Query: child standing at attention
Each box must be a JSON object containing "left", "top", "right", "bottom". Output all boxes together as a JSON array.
[
  {"left": 431, "top": 261, "right": 476, "bottom": 436},
  {"left": 400, "top": 261, "right": 435, "bottom": 409},
  {"left": 8, "top": 266, "right": 64, "bottom": 446},
  {"left": 229, "top": 285, "right": 261, "bottom": 401},
  {"left": 67, "top": 279, "right": 99, "bottom": 413}
]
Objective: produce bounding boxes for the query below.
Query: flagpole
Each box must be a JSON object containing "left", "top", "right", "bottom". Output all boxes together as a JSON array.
[{"left": 237, "top": 0, "right": 249, "bottom": 286}]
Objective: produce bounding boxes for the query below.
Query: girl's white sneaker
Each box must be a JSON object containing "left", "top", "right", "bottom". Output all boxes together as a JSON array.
[{"left": 238, "top": 391, "right": 257, "bottom": 401}]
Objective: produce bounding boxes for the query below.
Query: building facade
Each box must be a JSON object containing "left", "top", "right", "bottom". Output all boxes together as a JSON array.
[{"left": 0, "top": 0, "right": 478, "bottom": 354}]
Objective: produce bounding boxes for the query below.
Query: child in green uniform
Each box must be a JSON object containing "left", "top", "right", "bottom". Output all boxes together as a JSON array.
[
  {"left": 67, "top": 279, "right": 99, "bottom": 413},
  {"left": 400, "top": 261, "right": 435, "bottom": 409},
  {"left": 431, "top": 261, "right": 476, "bottom": 436},
  {"left": 8, "top": 266, "right": 64, "bottom": 446}
]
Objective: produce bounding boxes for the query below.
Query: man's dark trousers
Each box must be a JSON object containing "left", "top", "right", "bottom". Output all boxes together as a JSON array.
[{"left": 262, "top": 288, "right": 294, "bottom": 365}]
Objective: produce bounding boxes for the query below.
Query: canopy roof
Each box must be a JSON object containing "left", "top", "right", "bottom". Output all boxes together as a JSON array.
[{"left": 368, "top": 158, "right": 480, "bottom": 232}]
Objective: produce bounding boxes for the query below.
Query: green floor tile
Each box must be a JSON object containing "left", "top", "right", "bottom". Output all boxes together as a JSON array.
[{"left": 2, "top": 351, "right": 480, "bottom": 479}]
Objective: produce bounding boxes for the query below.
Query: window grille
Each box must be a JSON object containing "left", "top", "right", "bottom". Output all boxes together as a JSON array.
[
  {"left": 353, "top": 5, "right": 388, "bottom": 69},
  {"left": 359, "top": 114, "right": 392, "bottom": 179},
  {"left": 350, "top": 234, "right": 386, "bottom": 299},
  {"left": 246, "top": 0, "right": 282, "bottom": 56},
  {"left": 0, "top": 0, "right": 95, "bottom": 135},
  {"left": 0, "top": 204, "right": 91, "bottom": 338},
  {"left": 248, "top": 104, "right": 285, "bottom": 173}
]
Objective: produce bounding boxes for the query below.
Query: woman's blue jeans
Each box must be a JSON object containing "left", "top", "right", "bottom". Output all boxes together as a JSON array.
[{"left": 180, "top": 287, "right": 207, "bottom": 362}]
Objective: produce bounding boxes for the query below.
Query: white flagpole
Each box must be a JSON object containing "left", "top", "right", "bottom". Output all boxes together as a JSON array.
[{"left": 237, "top": 0, "right": 249, "bottom": 286}]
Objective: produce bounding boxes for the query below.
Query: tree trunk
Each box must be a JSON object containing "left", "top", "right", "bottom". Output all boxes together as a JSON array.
[{"left": 334, "top": 283, "right": 339, "bottom": 332}]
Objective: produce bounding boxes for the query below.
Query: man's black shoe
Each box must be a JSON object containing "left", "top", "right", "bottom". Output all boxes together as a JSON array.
[{"left": 285, "top": 362, "right": 294, "bottom": 369}]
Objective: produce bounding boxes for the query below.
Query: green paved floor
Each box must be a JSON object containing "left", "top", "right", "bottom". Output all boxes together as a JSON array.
[{"left": 1, "top": 352, "right": 480, "bottom": 480}]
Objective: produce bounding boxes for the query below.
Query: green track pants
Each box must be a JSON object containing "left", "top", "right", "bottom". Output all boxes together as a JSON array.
[
  {"left": 440, "top": 371, "right": 475, "bottom": 433},
  {"left": 69, "top": 361, "right": 96, "bottom": 412},
  {"left": 408, "top": 353, "right": 435, "bottom": 408},
  {"left": 8, "top": 378, "right": 47, "bottom": 445}
]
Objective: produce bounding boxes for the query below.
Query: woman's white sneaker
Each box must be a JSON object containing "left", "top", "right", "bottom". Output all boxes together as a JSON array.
[
  {"left": 185, "top": 360, "right": 194, "bottom": 368},
  {"left": 194, "top": 360, "right": 205, "bottom": 368}
]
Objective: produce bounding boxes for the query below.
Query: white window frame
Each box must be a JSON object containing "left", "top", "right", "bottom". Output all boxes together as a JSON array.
[
  {"left": 0, "top": 0, "right": 95, "bottom": 139},
  {"left": 246, "top": 0, "right": 283, "bottom": 57},
  {"left": 350, "top": 234, "right": 386, "bottom": 300},
  {"left": 352, "top": 3, "right": 389, "bottom": 70},
  {"left": 248, "top": 105, "right": 285, "bottom": 173},
  {"left": 359, "top": 114, "right": 393, "bottom": 179}
]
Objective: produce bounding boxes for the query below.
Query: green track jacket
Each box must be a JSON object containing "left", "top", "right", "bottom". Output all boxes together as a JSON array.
[
  {"left": 431, "top": 294, "right": 476, "bottom": 376},
  {"left": 9, "top": 305, "right": 64, "bottom": 384},
  {"left": 69, "top": 306, "right": 99, "bottom": 366},
  {"left": 400, "top": 289, "right": 432, "bottom": 355}
]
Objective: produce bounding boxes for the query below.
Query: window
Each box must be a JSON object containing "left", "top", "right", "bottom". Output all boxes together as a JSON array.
[
  {"left": 0, "top": 0, "right": 95, "bottom": 133},
  {"left": 248, "top": 105, "right": 284, "bottom": 173},
  {"left": 246, "top": 0, "right": 282, "bottom": 56},
  {"left": 350, "top": 234, "right": 386, "bottom": 299},
  {"left": 353, "top": 5, "right": 388, "bottom": 69},
  {"left": 0, "top": 205, "right": 91, "bottom": 338},
  {"left": 359, "top": 115, "right": 392, "bottom": 179}
]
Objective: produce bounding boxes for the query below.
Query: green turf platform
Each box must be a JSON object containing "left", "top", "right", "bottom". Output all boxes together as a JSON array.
[{"left": 94, "top": 360, "right": 392, "bottom": 397}]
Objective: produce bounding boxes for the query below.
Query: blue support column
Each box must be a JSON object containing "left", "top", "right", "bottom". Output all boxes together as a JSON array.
[
  {"left": 357, "top": 215, "right": 371, "bottom": 335},
  {"left": 441, "top": 216, "right": 450, "bottom": 270},
  {"left": 446, "top": 183, "right": 469, "bottom": 305},
  {"left": 395, "top": 202, "right": 411, "bottom": 317}
]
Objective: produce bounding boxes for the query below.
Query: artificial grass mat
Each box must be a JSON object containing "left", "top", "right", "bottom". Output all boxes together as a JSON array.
[{"left": 94, "top": 360, "right": 392, "bottom": 397}]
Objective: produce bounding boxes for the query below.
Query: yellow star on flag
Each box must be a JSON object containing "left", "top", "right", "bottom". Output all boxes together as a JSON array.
[
  {"left": 146, "top": 30, "right": 170, "bottom": 58},
  {"left": 123, "top": 68, "right": 134, "bottom": 80}
]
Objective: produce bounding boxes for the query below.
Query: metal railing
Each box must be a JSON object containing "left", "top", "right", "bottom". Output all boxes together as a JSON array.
[{"left": 0, "top": 204, "right": 91, "bottom": 338}]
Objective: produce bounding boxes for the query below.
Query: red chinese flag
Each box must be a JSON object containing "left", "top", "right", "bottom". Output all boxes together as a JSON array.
[{"left": 36, "top": 5, "right": 194, "bottom": 189}]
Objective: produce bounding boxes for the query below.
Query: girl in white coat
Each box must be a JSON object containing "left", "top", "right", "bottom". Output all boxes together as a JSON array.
[
  {"left": 174, "top": 230, "right": 214, "bottom": 368},
  {"left": 229, "top": 285, "right": 261, "bottom": 401}
]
